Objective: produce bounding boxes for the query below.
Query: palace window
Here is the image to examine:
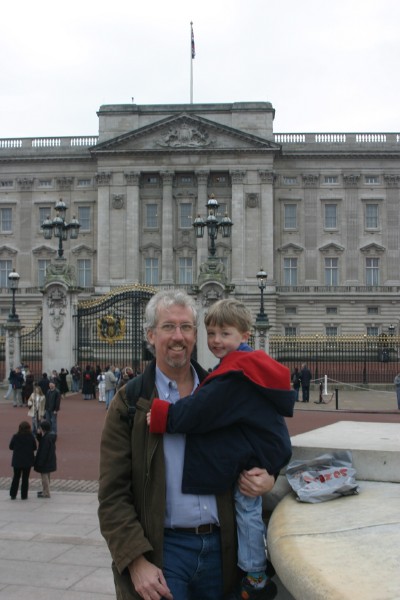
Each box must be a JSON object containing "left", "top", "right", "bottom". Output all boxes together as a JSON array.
[
  {"left": 283, "top": 176, "right": 297, "bottom": 185},
  {"left": 324, "top": 204, "right": 337, "bottom": 229},
  {"left": 78, "top": 206, "right": 91, "bottom": 231},
  {"left": 284, "top": 204, "right": 297, "bottom": 229},
  {"left": 326, "top": 306, "right": 338, "bottom": 314},
  {"left": 0, "top": 260, "right": 12, "bottom": 287},
  {"left": 366, "top": 326, "right": 379, "bottom": 336},
  {"left": 285, "top": 306, "right": 297, "bottom": 315},
  {"left": 365, "top": 204, "right": 379, "bottom": 229},
  {"left": 38, "top": 179, "right": 52, "bottom": 187},
  {"left": 145, "top": 258, "right": 159, "bottom": 285},
  {"left": 0, "top": 208, "right": 12, "bottom": 233},
  {"left": 77, "top": 259, "right": 92, "bottom": 287},
  {"left": 367, "top": 306, "right": 379, "bottom": 315},
  {"left": 145, "top": 204, "right": 158, "bottom": 228},
  {"left": 325, "top": 257, "right": 339, "bottom": 286},
  {"left": 285, "top": 326, "right": 297, "bottom": 336},
  {"left": 38, "top": 259, "right": 51, "bottom": 287},
  {"left": 365, "top": 175, "right": 379, "bottom": 185},
  {"left": 179, "top": 203, "right": 192, "bottom": 228},
  {"left": 178, "top": 257, "right": 193, "bottom": 284},
  {"left": 366, "top": 257, "right": 380, "bottom": 285},
  {"left": 39, "top": 207, "right": 52, "bottom": 229},
  {"left": 324, "top": 176, "right": 338, "bottom": 184},
  {"left": 326, "top": 326, "right": 338, "bottom": 336},
  {"left": 283, "top": 257, "right": 297, "bottom": 285}
]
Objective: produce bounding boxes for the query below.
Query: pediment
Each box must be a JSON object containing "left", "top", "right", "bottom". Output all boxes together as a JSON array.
[
  {"left": 319, "top": 242, "right": 345, "bottom": 254},
  {"left": 277, "top": 243, "right": 304, "bottom": 254},
  {"left": 32, "top": 245, "right": 56, "bottom": 256},
  {"left": 71, "top": 244, "right": 96, "bottom": 256},
  {"left": 360, "top": 243, "right": 386, "bottom": 254},
  {"left": 0, "top": 245, "right": 17, "bottom": 256},
  {"left": 91, "top": 113, "right": 280, "bottom": 155}
]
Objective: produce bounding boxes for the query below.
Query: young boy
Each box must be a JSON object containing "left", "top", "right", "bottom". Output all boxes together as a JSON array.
[{"left": 148, "top": 298, "right": 295, "bottom": 600}]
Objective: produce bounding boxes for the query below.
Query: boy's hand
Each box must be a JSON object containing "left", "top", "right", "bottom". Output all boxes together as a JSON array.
[
  {"left": 146, "top": 410, "right": 151, "bottom": 426},
  {"left": 238, "top": 468, "right": 275, "bottom": 497}
]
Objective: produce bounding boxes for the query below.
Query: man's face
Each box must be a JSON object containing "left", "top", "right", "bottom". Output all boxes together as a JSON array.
[
  {"left": 49, "top": 382, "right": 55, "bottom": 390},
  {"left": 147, "top": 304, "right": 197, "bottom": 374}
]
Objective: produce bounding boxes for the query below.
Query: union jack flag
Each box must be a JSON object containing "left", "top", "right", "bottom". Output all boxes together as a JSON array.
[{"left": 191, "top": 23, "right": 195, "bottom": 59}]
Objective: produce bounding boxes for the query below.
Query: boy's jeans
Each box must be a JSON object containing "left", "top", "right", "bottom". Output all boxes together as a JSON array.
[{"left": 234, "top": 484, "right": 267, "bottom": 573}]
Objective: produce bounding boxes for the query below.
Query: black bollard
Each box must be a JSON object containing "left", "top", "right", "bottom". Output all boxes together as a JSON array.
[{"left": 335, "top": 388, "right": 339, "bottom": 410}]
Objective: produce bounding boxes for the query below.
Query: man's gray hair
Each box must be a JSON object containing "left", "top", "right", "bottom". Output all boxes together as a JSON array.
[{"left": 144, "top": 290, "right": 198, "bottom": 353}]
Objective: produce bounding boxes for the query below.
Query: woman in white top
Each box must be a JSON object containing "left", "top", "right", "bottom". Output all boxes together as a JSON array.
[{"left": 27, "top": 385, "right": 46, "bottom": 435}]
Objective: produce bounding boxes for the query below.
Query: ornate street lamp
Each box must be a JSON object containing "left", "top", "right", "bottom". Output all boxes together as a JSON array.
[
  {"left": 193, "top": 194, "right": 233, "bottom": 258},
  {"left": 42, "top": 199, "right": 80, "bottom": 259},
  {"left": 255, "top": 268, "right": 270, "bottom": 351},
  {"left": 388, "top": 323, "right": 395, "bottom": 336},
  {"left": 8, "top": 269, "right": 20, "bottom": 322}
]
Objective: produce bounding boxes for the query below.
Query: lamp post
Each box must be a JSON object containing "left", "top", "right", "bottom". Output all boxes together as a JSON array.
[
  {"left": 255, "top": 268, "right": 271, "bottom": 352},
  {"left": 8, "top": 269, "right": 20, "bottom": 322},
  {"left": 41, "top": 199, "right": 80, "bottom": 259},
  {"left": 193, "top": 194, "right": 233, "bottom": 258},
  {"left": 388, "top": 323, "right": 395, "bottom": 336}
]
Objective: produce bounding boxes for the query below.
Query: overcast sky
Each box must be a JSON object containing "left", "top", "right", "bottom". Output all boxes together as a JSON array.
[{"left": 1, "top": 0, "right": 398, "bottom": 138}]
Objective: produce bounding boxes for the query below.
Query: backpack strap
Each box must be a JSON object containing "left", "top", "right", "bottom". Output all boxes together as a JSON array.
[{"left": 122, "top": 374, "right": 144, "bottom": 427}]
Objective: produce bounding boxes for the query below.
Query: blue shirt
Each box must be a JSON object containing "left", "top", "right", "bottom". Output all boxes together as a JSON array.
[{"left": 155, "top": 366, "right": 219, "bottom": 528}]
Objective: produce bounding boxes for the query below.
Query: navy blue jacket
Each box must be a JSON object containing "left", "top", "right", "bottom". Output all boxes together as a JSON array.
[
  {"left": 151, "top": 349, "right": 295, "bottom": 494},
  {"left": 9, "top": 432, "right": 37, "bottom": 469},
  {"left": 34, "top": 432, "right": 57, "bottom": 473}
]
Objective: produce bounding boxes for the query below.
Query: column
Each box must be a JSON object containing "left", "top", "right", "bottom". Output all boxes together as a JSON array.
[
  {"left": 96, "top": 172, "right": 112, "bottom": 286},
  {"left": 259, "top": 170, "right": 275, "bottom": 279},
  {"left": 161, "top": 171, "right": 174, "bottom": 284},
  {"left": 195, "top": 170, "right": 209, "bottom": 267},
  {"left": 230, "top": 170, "right": 246, "bottom": 283},
  {"left": 125, "top": 172, "right": 141, "bottom": 283},
  {"left": 4, "top": 322, "right": 22, "bottom": 383}
]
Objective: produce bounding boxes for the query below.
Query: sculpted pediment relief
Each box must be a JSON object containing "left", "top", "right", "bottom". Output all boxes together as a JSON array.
[
  {"left": 360, "top": 243, "right": 385, "bottom": 255},
  {"left": 277, "top": 243, "right": 304, "bottom": 255},
  {"left": 91, "top": 114, "right": 280, "bottom": 154},
  {"left": 319, "top": 243, "right": 345, "bottom": 254}
]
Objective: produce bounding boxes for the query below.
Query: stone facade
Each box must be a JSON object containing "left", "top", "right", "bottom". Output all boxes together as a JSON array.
[{"left": 0, "top": 103, "right": 400, "bottom": 338}]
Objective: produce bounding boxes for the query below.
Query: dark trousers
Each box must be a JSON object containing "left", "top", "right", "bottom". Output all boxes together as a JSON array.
[
  {"left": 302, "top": 386, "right": 310, "bottom": 402},
  {"left": 10, "top": 467, "right": 31, "bottom": 499}
]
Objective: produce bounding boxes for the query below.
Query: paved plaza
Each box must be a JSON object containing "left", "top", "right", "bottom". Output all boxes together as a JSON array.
[{"left": 0, "top": 387, "right": 398, "bottom": 599}]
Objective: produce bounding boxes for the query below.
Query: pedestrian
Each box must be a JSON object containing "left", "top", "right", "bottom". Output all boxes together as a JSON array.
[
  {"left": 58, "top": 368, "right": 69, "bottom": 397},
  {"left": 300, "top": 363, "right": 312, "bottom": 402},
  {"left": 34, "top": 420, "right": 57, "bottom": 498},
  {"left": 291, "top": 367, "right": 301, "bottom": 402},
  {"left": 148, "top": 298, "right": 295, "bottom": 600},
  {"left": 45, "top": 381, "right": 61, "bottom": 435},
  {"left": 394, "top": 372, "right": 400, "bottom": 410},
  {"left": 117, "top": 366, "right": 134, "bottom": 390},
  {"left": 38, "top": 372, "right": 50, "bottom": 396},
  {"left": 9, "top": 421, "right": 37, "bottom": 500},
  {"left": 70, "top": 364, "right": 81, "bottom": 393},
  {"left": 98, "top": 289, "right": 275, "bottom": 600},
  {"left": 22, "top": 368, "right": 34, "bottom": 405},
  {"left": 97, "top": 369, "right": 106, "bottom": 403},
  {"left": 27, "top": 385, "right": 46, "bottom": 435},
  {"left": 10, "top": 367, "right": 24, "bottom": 407},
  {"left": 104, "top": 365, "right": 117, "bottom": 409}
]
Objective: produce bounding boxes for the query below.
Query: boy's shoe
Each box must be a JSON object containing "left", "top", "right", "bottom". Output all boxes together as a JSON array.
[{"left": 235, "top": 577, "right": 277, "bottom": 600}]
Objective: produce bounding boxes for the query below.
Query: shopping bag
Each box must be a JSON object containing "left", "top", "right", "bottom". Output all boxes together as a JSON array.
[{"left": 286, "top": 450, "right": 359, "bottom": 503}]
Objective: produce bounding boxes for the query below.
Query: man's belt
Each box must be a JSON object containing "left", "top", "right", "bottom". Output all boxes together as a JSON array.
[{"left": 166, "top": 523, "right": 219, "bottom": 535}]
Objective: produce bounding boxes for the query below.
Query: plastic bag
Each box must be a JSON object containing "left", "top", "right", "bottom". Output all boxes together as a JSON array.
[{"left": 286, "top": 450, "right": 359, "bottom": 503}]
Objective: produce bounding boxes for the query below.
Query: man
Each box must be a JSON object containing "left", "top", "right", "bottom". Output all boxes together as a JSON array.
[
  {"left": 70, "top": 364, "right": 81, "bottom": 393},
  {"left": 45, "top": 381, "right": 61, "bottom": 435},
  {"left": 104, "top": 365, "right": 117, "bottom": 409},
  {"left": 98, "top": 290, "right": 275, "bottom": 600},
  {"left": 300, "top": 363, "right": 312, "bottom": 403},
  {"left": 10, "top": 367, "right": 24, "bottom": 407}
]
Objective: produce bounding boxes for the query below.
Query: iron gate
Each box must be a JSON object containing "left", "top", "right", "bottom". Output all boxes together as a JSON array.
[
  {"left": 20, "top": 319, "right": 43, "bottom": 380},
  {"left": 75, "top": 285, "right": 156, "bottom": 372}
]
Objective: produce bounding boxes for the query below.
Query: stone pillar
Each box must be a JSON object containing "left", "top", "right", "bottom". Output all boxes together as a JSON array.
[
  {"left": 41, "top": 262, "right": 81, "bottom": 374},
  {"left": 4, "top": 322, "right": 23, "bottom": 382},
  {"left": 96, "top": 172, "right": 112, "bottom": 287},
  {"left": 125, "top": 172, "right": 141, "bottom": 283},
  {"left": 195, "top": 170, "right": 209, "bottom": 266},
  {"left": 230, "top": 170, "right": 246, "bottom": 283},
  {"left": 259, "top": 170, "right": 275, "bottom": 279},
  {"left": 161, "top": 171, "right": 174, "bottom": 284}
]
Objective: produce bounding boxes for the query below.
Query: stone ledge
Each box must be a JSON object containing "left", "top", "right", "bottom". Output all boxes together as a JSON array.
[{"left": 268, "top": 480, "right": 400, "bottom": 600}]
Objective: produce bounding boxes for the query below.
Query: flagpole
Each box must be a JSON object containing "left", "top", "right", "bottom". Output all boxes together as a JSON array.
[{"left": 190, "top": 22, "right": 195, "bottom": 104}]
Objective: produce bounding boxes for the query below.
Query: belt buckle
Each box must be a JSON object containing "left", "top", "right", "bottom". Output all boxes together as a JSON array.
[{"left": 195, "top": 523, "right": 213, "bottom": 534}]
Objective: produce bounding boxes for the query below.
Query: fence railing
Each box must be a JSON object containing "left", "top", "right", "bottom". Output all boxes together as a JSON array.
[{"left": 269, "top": 334, "right": 400, "bottom": 384}]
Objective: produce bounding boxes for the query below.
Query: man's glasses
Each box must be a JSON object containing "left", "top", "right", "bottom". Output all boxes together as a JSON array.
[{"left": 158, "top": 323, "right": 197, "bottom": 334}]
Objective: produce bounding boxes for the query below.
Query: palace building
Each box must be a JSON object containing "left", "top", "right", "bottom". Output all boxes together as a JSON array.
[{"left": 1, "top": 101, "right": 400, "bottom": 337}]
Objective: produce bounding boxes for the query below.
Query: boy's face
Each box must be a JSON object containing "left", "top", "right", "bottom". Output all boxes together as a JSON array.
[{"left": 206, "top": 324, "right": 249, "bottom": 360}]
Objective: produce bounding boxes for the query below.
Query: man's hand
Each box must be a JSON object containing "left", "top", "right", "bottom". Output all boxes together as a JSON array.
[
  {"left": 128, "top": 555, "right": 173, "bottom": 600},
  {"left": 238, "top": 467, "right": 275, "bottom": 497},
  {"left": 146, "top": 410, "right": 151, "bottom": 426}
]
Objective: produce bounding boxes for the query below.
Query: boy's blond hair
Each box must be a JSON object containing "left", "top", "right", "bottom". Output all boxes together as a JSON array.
[{"left": 204, "top": 298, "right": 253, "bottom": 333}]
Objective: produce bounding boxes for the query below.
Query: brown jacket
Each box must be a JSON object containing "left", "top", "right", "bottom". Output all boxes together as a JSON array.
[{"left": 98, "top": 360, "right": 238, "bottom": 599}]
